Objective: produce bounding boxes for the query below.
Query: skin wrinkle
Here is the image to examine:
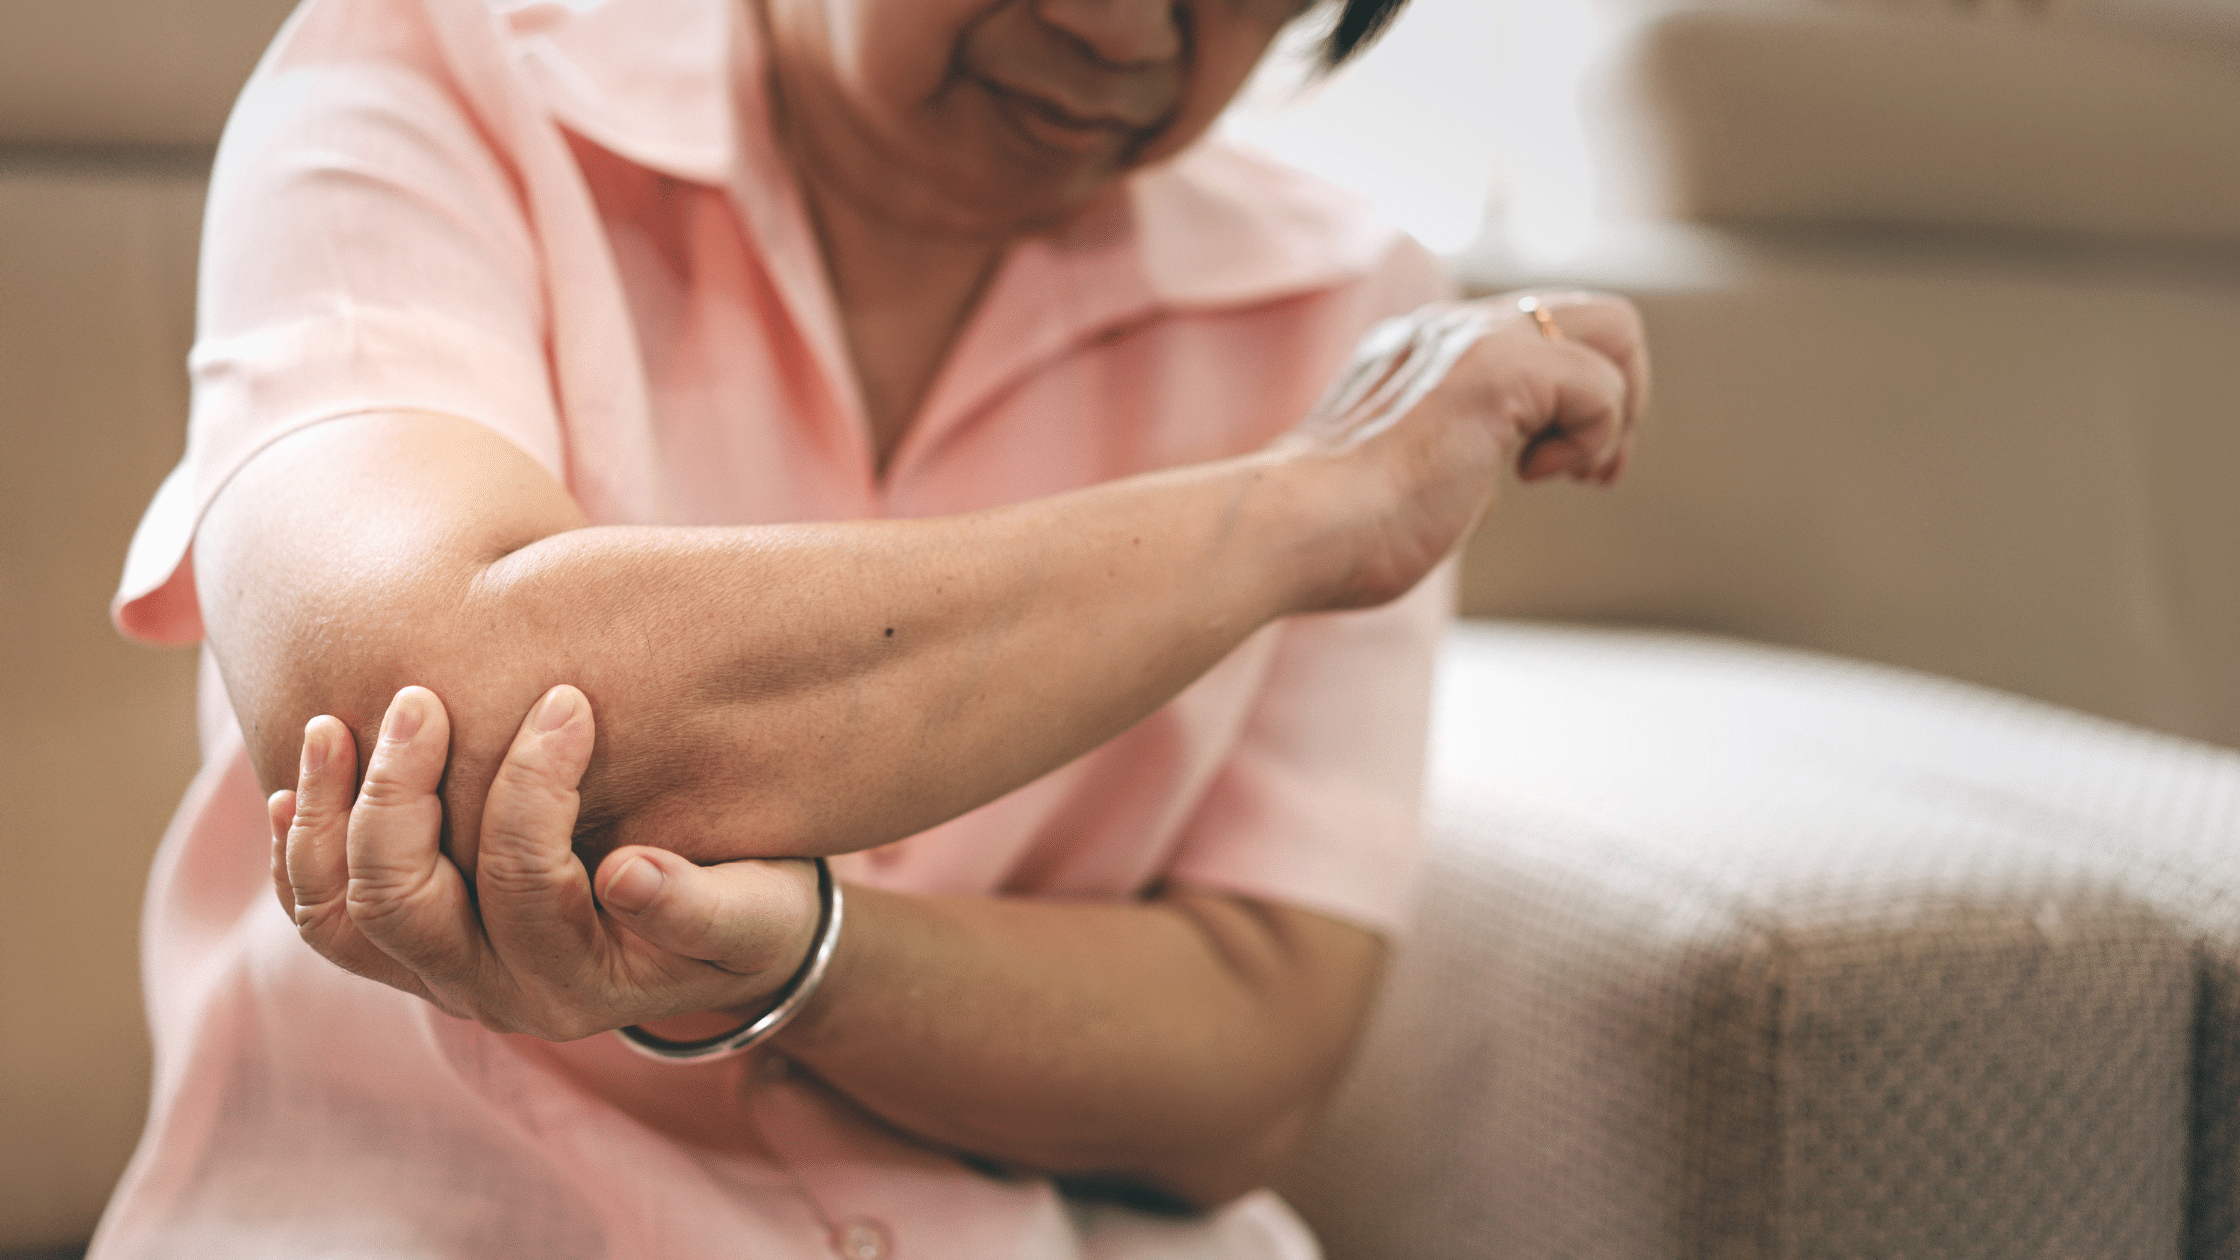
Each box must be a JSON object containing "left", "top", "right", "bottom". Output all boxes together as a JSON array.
[
  {"left": 245, "top": 354, "right": 1639, "bottom": 1192},
  {"left": 467, "top": 526, "right": 933, "bottom": 859},
  {"left": 208, "top": 0, "right": 1653, "bottom": 1217}
]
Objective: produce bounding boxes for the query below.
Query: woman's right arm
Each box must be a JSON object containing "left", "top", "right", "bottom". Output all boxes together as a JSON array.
[
  {"left": 188, "top": 0, "right": 1643, "bottom": 873},
  {"left": 197, "top": 295, "right": 1643, "bottom": 875},
  {"left": 202, "top": 406, "right": 1300, "bottom": 876}
]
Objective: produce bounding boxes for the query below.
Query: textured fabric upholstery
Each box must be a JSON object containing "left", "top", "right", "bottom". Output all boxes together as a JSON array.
[{"left": 1284, "top": 622, "right": 2239, "bottom": 1259}]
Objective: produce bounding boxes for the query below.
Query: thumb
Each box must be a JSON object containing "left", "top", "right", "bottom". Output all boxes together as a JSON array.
[{"left": 597, "top": 847, "right": 821, "bottom": 983}]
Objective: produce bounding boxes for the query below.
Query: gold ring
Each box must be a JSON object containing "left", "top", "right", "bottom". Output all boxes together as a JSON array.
[{"left": 1518, "top": 296, "right": 1564, "bottom": 342}]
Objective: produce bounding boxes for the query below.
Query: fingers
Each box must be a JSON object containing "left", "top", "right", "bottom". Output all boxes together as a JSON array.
[
  {"left": 344, "top": 687, "right": 488, "bottom": 994},
  {"left": 1494, "top": 290, "right": 1649, "bottom": 482},
  {"left": 1504, "top": 290, "right": 1651, "bottom": 429},
  {"left": 279, "top": 684, "right": 823, "bottom": 1038},
  {"left": 476, "top": 687, "right": 813, "bottom": 1033},
  {"left": 278, "top": 716, "right": 437, "bottom": 999},
  {"left": 269, "top": 789, "right": 296, "bottom": 919},
  {"left": 285, "top": 718, "right": 353, "bottom": 929},
  {"left": 1430, "top": 323, "right": 1625, "bottom": 485},
  {"left": 1524, "top": 339, "right": 1631, "bottom": 483},
  {"left": 596, "top": 847, "right": 821, "bottom": 992},
  {"left": 473, "top": 686, "right": 606, "bottom": 982}
]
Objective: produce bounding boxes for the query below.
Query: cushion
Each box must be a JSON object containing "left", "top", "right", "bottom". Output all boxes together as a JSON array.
[{"left": 1284, "top": 622, "right": 2240, "bottom": 1258}]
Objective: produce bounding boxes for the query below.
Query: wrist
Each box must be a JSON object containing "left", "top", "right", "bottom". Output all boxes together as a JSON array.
[
  {"left": 634, "top": 1006, "right": 772, "bottom": 1043},
  {"left": 614, "top": 857, "right": 844, "bottom": 1063},
  {"left": 1241, "top": 441, "right": 1395, "bottom": 615}
]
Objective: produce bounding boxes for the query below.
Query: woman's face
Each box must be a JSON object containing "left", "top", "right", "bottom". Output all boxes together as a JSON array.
[{"left": 760, "top": 0, "right": 1309, "bottom": 234}]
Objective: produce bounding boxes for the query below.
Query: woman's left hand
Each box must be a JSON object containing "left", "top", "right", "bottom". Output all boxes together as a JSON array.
[{"left": 269, "top": 684, "right": 822, "bottom": 1041}]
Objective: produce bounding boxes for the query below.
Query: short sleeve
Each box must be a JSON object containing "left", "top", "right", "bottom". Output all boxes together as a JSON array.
[
  {"left": 1163, "top": 559, "right": 1456, "bottom": 936},
  {"left": 1152, "top": 219, "right": 1458, "bottom": 937},
  {"left": 113, "top": 0, "right": 564, "bottom": 643}
]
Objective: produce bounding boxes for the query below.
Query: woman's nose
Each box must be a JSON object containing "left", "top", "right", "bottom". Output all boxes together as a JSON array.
[{"left": 1034, "top": 0, "right": 1182, "bottom": 67}]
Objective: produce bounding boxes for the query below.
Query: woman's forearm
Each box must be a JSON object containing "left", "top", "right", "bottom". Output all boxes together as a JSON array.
[
  {"left": 768, "top": 882, "right": 1386, "bottom": 1210},
  {"left": 265, "top": 650, "right": 1388, "bottom": 1209},
  {"left": 203, "top": 296, "right": 1641, "bottom": 874},
  {"left": 197, "top": 409, "right": 1350, "bottom": 873}
]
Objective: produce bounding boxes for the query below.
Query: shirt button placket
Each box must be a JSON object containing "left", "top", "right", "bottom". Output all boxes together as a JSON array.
[{"left": 830, "top": 1218, "right": 891, "bottom": 1260}]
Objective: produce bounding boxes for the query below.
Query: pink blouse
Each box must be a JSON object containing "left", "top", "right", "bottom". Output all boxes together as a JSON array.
[{"left": 99, "top": 0, "right": 1454, "bottom": 1255}]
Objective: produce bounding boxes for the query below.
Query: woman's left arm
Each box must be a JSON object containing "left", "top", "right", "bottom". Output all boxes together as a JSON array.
[
  {"left": 772, "top": 881, "right": 1383, "bottom": 1211},
  {"left": 280, "top": 683, "right": 1382, "bottom": 1210}
]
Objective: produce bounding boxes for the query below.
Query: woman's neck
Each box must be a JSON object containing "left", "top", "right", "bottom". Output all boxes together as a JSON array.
[{"left": 794, "top": 150, "right": 1008, "bottom": 478}]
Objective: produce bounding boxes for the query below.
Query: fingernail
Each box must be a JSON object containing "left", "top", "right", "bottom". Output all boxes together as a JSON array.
[
  {"left": 535, "top": 686, "right": 579, "bottom": 732},
  {"left": 601, "top": 857, "right": 662, "bottom": 913},
  {"left": 384, "top": 691, "right": 425, "bottom": 743},
  {"left": 300, "top": 721, "right": 328, "bottom": 773}
]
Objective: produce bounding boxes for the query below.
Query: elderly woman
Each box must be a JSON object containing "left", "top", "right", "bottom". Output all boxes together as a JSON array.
[{"left": 98, "top": 0, "right": 1646, "bottom": 1255}]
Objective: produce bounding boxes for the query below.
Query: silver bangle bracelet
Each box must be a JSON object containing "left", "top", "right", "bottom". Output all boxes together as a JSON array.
[{"left": 613, "top": 856, "right": 845, "bottom": 1063}]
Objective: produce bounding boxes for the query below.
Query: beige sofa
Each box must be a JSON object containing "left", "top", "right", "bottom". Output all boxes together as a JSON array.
[{"left": 4, "top": 2, "right": 2237, "bottom": 1257}]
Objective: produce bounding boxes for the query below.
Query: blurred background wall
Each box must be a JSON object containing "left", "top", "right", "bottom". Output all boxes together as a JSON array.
[
  {"left": 1252, "top": 0, "right": 2240, "bottom": 746},
  {"left": 5, "top": 0, "right": 2239, "bottom": 1253},
  {"left": 2, "top": 2, "right": 302, "bottom": 1253}
]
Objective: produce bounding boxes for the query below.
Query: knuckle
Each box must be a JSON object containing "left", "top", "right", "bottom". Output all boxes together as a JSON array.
[
  {"left": 286, "top": 790, "right": 335, "bottom": 826},
  {"left": 286, "top": 810, "right": 345, "bottom": 850},
  {"left": 640, "top": 900, "right": 743, "bottom": 969},
  {"left": 352, "top": 772, "right": 430, "bottom": 811},
  {"left": 492, "top": 752, "right": 574, "bottom": 803},
  {"left": 667, "top": 896, "right": 740, "bottom": 965},
  {"left": 293, "top": 895, "right": 349, "bottom": 941},
  {"left": 473, "top": 835, "right": 578, "bottom": 896},
  {"left": 347, "top": 845, "right": 434, "bottom": 890},
  {"left": 343, "top": 865, "right": 441, "bottom": 933},
  {"left": 342, "top": 893, "right": 413, "bottom": 941}
]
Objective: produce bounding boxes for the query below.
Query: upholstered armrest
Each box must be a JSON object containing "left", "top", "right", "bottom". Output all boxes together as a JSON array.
[{"left": 1283, "top": 622, "right": 2240, "bottom": 1260}]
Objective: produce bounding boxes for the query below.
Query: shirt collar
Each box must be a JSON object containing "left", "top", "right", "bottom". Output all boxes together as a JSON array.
[
  {"left": 501, "top": 0, "right": 735, "bottom": 184},
  {"left": 499, "top": 0, "right": 1401, "bottom": 315}
]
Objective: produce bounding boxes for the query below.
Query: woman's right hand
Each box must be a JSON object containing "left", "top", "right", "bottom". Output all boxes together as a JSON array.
[
  {"left": 269, "top": 684, "right": 825, "bottom": 1041},
  {"left": 1280, "top": 289, "right": 1649, "bottom": 611}
]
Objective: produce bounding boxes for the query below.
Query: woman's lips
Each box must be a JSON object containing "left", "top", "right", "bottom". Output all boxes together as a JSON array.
[
  {"left": 981, "top": 80, "right": 1146, "bottom": 156},
  {"left": 957, "top": 2, "right": 1180, "bottom": 159}
]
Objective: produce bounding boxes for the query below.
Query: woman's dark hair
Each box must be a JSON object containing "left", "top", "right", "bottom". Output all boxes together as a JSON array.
[{"left": 1323, "top": 0, "right": 1411, "bottom": 68}]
